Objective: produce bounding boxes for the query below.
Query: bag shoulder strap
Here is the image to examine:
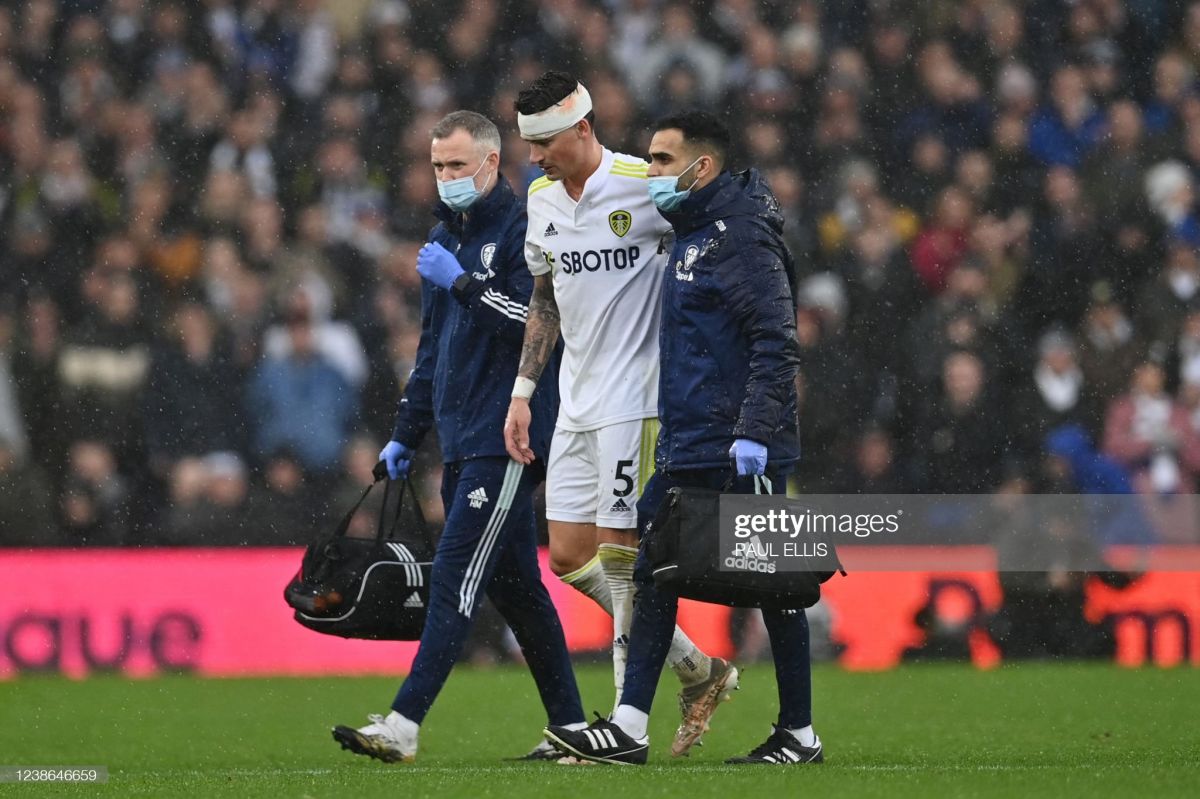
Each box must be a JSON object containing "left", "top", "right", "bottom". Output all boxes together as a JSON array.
[
  {"left": 376, "top": 472, "right": 435, "bottom": 549},
  {"left": 330, "top": 461, "right": 389, "bottom": 538}
]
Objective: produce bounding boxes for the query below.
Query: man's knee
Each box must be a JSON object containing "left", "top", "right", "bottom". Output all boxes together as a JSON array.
[
  {"left": 596, "top": 526, "right": 638, "bottom": 547},
  {"left": 547, "top": 521, "right": 597, "bottom": 576},
  {"left": 548, "top": 550, "right": 589, "bottom": 577}
]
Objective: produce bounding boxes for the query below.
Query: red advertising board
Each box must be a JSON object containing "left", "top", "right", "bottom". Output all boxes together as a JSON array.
[{"left": 0, "top": 548, "right": 1196, "bottom": 678}]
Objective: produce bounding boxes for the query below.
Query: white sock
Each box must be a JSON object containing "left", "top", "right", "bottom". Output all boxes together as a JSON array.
[
  {"left": 787, "top": 725, "right": 817, "bottom": 747},
  {"left": 558, "top": 555, "right": 613, "bottom": 614},
  {"left": 562, "top": 721, "right": 588, "bottom": 732},
  {"left": 666, "top": 628, "right": 712, "bottom": 686},
  {"left": 611, "top": 704, "right": 649, "bottom": 740},
  {"left": 569, "top": 550, "right": 711, "bottom": 691},
  {"left": 597, "top": 543, "right": 637, "bottom": 708},
  {"left": 384, "top": 711, "right": 419, "bottom": 736}
]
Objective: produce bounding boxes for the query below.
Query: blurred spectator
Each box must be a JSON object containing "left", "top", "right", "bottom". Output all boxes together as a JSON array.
[
  {"left": 914, "top": 351, "right": 1007, "bottom": 493},
  {"left": 245, "top": 308, "right": 358, "bottom": 474},
  {"left": 839, "top": 426, "right": 907, "bottom": 494},
  {"left": 993, "top": 62, "right": 1038, "bottom": 121},
  {"left": 1143, "top": 49, "right": 1194, "bottom": 136},
  {"left": 331, "top": 435, "right": 388, "bottom": 540},
  {"left": 307, "top": 136, "right": 389, "bottom": 249},
  {"left": 909, "top": 185, "right": 974, "bottom": 295},
  {"left": 1143, "top": 161, "right": 1200, "bottom": 247},
  {"left": 291, "top": 0, "right": 338, "bottom": 102},
  {"left": 810, "top": 63, "right": 874, "bottom": 186},
  {"left": 261, "top": 284, "right": 368, "bottom": 389},
  {"left": 965, "top": 212, "right": 1026, "bottom": 312},
  {"left": 128, "top": 175, "right": 203, "bottom": 293},
  {"left": 1103, "top": 362, "right": 1200, "bottom": 494},
  {"left": 209, "top": 108, "right": 278, "bottom": 198},
  {"left": 837, "top": 224, "right": 924, "bottom": 373},
  {"left": 1083, "top": 100, "right": 1161, "bottom": 232},
  {"left": 56, "top": 271, "right": 152, "bottom": 475},
  {"left": 1014, "top": 329, "right": 1096, "bottom": 461},
  {"left": 630, "top": 3, "right": 727, "bottom": 108},
  {"left": 1027, "top": 65, "right": 1106, "bottom": 167},
  {"left": 865, "top": 17, "right": 917, "bottom": 148},
  {"left": 954, "top": 150, "right": 998, "bottom": 214},
  {"left": 990, "top": 111, "right": 1043, "bottom": 214},
  {"left": 142, "top": 302, "right": 245, "bottom": 478},
  {"left": 896, "top": 40, "right": 990, "bottom": 159},
  {"left": 792, "top": 303, "right": 873, "bottom": 492},
  {"left": 1045, "top": 423, "right": 1136, "bottom": 496},
  {"left": 774, "top": 166, "right": 820, "bottom": 257},
  {"left": 0, "top": 306, "right": 28, "bottom": 463},
  {"left": 161, "top": 452, "right": 251, "bottom": 545},
  {"left": 240, "top": 197, "right": 288, "bottom": 274},
  {"left": 1022, "top": 166, "right": 1102, "bottom": 331},
  {"left": 1043, "top": 423, "right": 1161, "bottom": 545},
  {"left": 902, "top": 263, "right": 1008, "bottom": 394},
  {"left": 818, "top": 159, "right": 920, "bottom": 263},
  {"left": 9, "top": 295, "right": 66, "bottom": 477},
  {"left": 1078, "top": 283, "right": 1146, "bottom": 415},
  {"left": 0, "top": 435, "right": 55, "bottom": 546},
  {"left": 59, "top": 440, "right": 129, "bottom": 546},
  {"left": 1135, "top": 238, "right": 1200, "bottom": 348},
  {"left": 243, "top": 448, "right": 318, "bottom": 545},
  {"left": 36, "top": 138, "right": 110, "bottom": 306},
  {"left": 1170, "top": 308, "right": 1200, "bottom": 391}
]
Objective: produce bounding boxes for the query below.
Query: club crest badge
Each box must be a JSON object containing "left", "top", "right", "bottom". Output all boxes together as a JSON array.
[
  {"left": 675, "top": 244, "right": 700, "bottom": 282},
  {"left": 609, "top": 210, "right": 632, "bottom": 238}
]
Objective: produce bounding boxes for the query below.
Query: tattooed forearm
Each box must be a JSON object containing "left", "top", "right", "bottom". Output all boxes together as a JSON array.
[{"left": 519, "top": 273, "right": 560, "bottom": 383}]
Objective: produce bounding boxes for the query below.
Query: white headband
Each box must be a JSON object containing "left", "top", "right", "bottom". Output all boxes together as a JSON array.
[{"left": 517, "top": 82, "right": 593, "bottom": 140}]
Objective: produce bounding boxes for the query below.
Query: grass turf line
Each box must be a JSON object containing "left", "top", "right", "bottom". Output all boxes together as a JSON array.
[{"left": 1, "top": 663, "right": 1197, "bottom": 798}]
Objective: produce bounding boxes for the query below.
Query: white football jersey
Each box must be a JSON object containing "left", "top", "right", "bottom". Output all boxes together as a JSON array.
[{"left": 525, "top": 148, "right": 672, "bottom": 432}]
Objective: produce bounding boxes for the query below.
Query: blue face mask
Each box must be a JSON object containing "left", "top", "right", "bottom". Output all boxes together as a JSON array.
[
  {"left": 647, "top": 157, "right": 703, "bottom": 211},
  {"left": 437, "top": 158, "right": 493, "bottom": 212}
]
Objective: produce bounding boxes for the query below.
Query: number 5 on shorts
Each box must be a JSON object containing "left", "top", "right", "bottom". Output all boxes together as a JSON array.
[{"left": 613, "top": 459, "right": 635, "bottom": 497}]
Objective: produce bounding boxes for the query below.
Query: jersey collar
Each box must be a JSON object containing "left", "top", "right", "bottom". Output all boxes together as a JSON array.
[{"left": 566, "top": 147, "right": 614, "bottom": 218}]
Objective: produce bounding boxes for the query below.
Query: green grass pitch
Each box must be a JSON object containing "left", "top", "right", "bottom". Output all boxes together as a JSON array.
[{"left": 2, "top": 663, "right": 1197, "bottom": 798}]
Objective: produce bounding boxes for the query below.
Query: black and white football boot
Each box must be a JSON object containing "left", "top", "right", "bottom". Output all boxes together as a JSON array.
[
  {"left": 543, "top": 714, "right": 649, "bottom": 766},
  {"left": 725, "top": 725, "right": 823, "bottom": 765}
]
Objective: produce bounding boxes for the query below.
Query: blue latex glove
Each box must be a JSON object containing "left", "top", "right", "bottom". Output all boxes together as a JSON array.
[
  {"left": 730, "top": 438, "right": 768, "bottom": 476},
  {"left": 379, "top": 441, "right": 414, "bottom": 480},
  {"left": 416, "top": 241, "right": 465, "bottom": 289}
]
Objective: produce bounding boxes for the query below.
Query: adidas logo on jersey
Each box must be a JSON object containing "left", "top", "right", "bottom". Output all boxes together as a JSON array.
[
  {"left": 404, "top": 592, "right": 424, "bottom": 609},
  {"left": 609, "top": 497, "right": 632, "bottom": 513},
  {"left": 468, "top": 487, "right": 489, "bottom": 509},
  {"left": 544, "top": 222, "right": 558, "bottom": 237},
  {"left": 725, "top": 535, "right": 777, "bottom": 573}
]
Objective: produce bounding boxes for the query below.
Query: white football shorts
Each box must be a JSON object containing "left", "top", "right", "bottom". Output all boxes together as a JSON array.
[{"left": 545, "top": 418, "right": 659, "bottom": 529}]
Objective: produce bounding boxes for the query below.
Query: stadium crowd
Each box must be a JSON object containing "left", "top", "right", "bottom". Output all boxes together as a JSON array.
[{"left": 3, "top": 0, "right": 1200, "bottom": 549}]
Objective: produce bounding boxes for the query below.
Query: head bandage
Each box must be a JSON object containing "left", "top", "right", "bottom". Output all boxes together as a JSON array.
[{"left": 517, "top": 82, "right": 593, "bottom": 140}]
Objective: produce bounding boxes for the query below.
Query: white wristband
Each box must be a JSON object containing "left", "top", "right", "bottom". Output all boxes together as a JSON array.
[{"left": 511, "top": 376, "right": 537, "bottom": 400}]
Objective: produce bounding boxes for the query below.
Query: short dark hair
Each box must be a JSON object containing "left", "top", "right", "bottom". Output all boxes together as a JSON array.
[
  {"left": 653, "top": 110, "right": 731, "bottom": 169},
  {"left": 515, "top": 70, "right": 596, "bottom": 127}
]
